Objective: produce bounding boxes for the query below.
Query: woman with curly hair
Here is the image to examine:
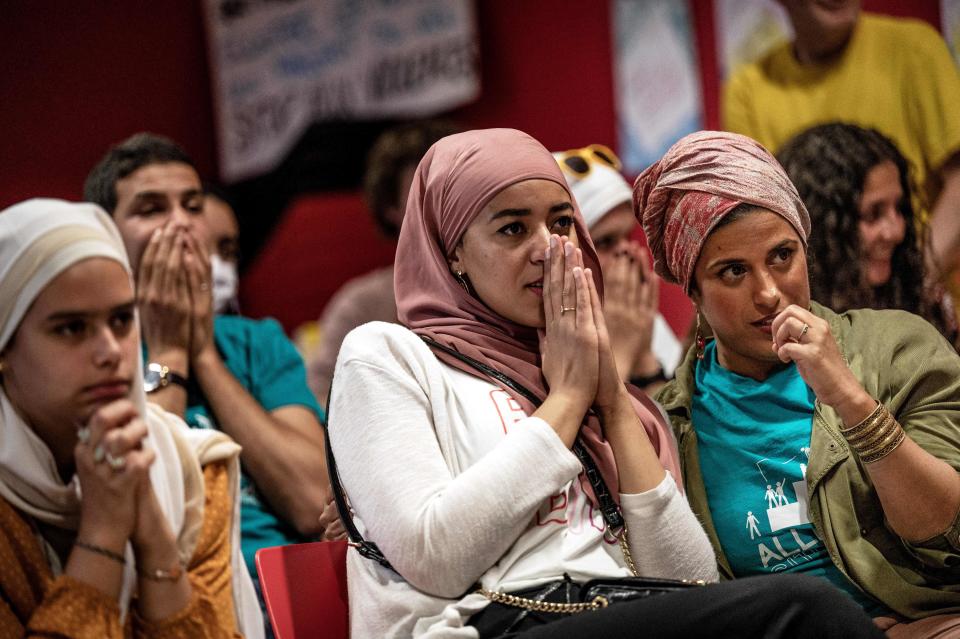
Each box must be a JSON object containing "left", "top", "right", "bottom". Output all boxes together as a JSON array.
[{"left": 776, "top": 123, "right": 953, "bottom": 341}]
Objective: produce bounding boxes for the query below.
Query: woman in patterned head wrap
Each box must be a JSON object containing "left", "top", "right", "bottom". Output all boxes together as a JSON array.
[
  {"left": 636, "top": 131, "right": 960, "bottom": 635},
  {"left": 326, "top": 128, "right": 883, "bottom": 639}
]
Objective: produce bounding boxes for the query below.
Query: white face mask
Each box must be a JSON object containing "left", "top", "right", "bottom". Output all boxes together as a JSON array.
[{"left": 211, "top": 254, "right": 239, "bottom": 314}]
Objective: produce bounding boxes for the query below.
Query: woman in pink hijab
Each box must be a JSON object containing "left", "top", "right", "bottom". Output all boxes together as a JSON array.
[
  {"left": 637, "top": 131, "right": 960, "bottom": 637},
  {"left": 327, "top": 128, "right": 882, "bottom": 638}
]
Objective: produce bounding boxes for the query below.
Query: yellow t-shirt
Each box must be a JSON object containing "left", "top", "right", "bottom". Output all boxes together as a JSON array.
[{"left": 723, "top": 12, "right": 960, "bottom": 219}]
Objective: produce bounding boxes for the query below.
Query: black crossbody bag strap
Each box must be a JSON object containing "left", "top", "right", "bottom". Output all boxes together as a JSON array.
[
  {"left": 420, "top": 337, "right": 624, "bottom": 530},
  {"left": 323, "top": 381, "right": 395, "bottom": 571}
]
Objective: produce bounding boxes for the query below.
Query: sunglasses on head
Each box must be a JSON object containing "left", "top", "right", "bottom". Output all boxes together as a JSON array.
[{"left": 557, "top": 144, "right": 622, "bottom": 178}]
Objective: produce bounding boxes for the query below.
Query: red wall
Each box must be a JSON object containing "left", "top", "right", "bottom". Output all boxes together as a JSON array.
[
  {"left": 0, "top": 0, "right": 943, "bottom": 335},
  {"left": 0, "top": 2, "right": 217, "bottom": 208}
]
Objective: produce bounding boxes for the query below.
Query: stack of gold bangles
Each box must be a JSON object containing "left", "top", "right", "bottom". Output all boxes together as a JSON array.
[{"left": 839, "top": 402, "right": 905, "bottom": 464}]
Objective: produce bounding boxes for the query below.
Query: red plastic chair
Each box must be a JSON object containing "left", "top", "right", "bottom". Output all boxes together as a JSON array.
[{"left": 255, "top": 540, "right": 349, "bottom": 639}]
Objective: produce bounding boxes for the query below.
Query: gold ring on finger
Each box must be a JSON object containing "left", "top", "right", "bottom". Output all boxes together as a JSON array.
[
  {"left": 799, "top": 323, "right": 809, "bottom": 339},
  {"left": 560, "top": 306, "right": 576, "bottom": 314}
]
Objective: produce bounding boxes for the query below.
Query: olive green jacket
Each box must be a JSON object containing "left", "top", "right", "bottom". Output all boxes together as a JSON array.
[{"left": 658, "top": 302, "right": 960, "bottom": 619}]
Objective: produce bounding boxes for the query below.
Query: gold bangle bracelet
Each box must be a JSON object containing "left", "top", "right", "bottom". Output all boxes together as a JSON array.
[
  {"left": 847, "top": 412, "right": 895, "bottom": 449},
  {"left": 139, "top": 561, "right": 184, "bottom": 582},
  {"left": 860, "top": 427, "right": 906, "bottom": 464},
  {"left": 839, "top": 401, "right": 884, "bottom": 437},
  {"left": 856, "top": 421, "right": 905, "bottom": 458}
]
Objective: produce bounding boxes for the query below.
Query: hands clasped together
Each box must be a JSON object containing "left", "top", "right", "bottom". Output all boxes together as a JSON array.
[
  {"left": 602, "top": 242, "right": 661, "bottom": 383},
  {"left": 540, "top": 235, "right": 629, "bottom": 418},
  {"left": 74, "top": 398, "right": 179, "bottom": 577},
  {"left": 138, "top": 222, "right": 214, "bottom": 366}
]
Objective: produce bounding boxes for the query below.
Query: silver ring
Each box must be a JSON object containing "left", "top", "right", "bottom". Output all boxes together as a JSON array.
[
  {"left": 104, "top": 452, "right": 126, "bottom": 471},
  {"left": 560, "top": 306, "right": 576, "bottom": 314},
  {"left": 199, "top": 282, "right": 210, "bottom": 292},
  {"left": 799, "top": 323, "right": 809, "bottom": 339},
  {"left": 76, "top": 426, "right": 91, "bottom": 444}
]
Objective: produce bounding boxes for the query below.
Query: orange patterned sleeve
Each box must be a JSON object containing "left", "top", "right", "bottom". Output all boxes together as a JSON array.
[
  {"left": 23, "top": 575, "right": 125, "bottom": 639},
  {"left": 131, "top": 460, "right": 242, "bottom": 639},
  {"left": 0, "top": 497, "right": 125, "bottom": 639}
]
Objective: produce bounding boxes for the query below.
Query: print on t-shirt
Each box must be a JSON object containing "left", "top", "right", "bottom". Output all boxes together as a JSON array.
[
  {"left": 483, "top": 387, "right": 610, "bottom": 541},
  {"left": 745, "top": 449, "right": 819, "bottom": 570}
]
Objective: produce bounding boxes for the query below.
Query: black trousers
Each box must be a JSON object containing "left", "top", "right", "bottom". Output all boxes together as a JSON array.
[{"left": 469, "top": 574, "right": 884, "bottom": 639}]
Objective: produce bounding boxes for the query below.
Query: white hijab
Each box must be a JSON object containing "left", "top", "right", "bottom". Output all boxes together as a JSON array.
[{"left": 0, "top": 199, "right": 263, "bottom": 637}]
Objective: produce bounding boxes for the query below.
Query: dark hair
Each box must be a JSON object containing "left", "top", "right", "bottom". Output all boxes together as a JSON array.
[
  {"left": 84, "top": 133, "right": 196, "bottom": 214},
  {"left": 777, "top": 123, "right": 946, "bottom": 332},
  {"left": 364, "top": 120, "right": 459, "bottom": 238},
  {"left": 203, "top": 181, "right": 236, "bottom": 210}
]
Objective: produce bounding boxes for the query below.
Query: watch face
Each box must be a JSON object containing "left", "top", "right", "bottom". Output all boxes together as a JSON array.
[{"left": 143, "top": 363, "right": 165, "bottom": 393}]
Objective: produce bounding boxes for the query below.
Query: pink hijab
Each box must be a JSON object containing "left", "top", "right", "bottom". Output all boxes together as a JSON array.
[{"left": 395, "top": 128, "right": 682, "bottom": 503}]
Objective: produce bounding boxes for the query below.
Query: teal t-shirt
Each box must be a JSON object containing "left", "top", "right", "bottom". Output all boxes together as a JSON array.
[
  {"left": 146, "top": 315, "right": 325, "bottom": 577},
  {"left": 692, "top": 340, "right": 886, "bottom": 616}
]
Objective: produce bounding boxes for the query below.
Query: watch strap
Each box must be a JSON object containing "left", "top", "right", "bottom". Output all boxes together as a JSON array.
[{"left": 160, "top": 367, "right": 188, "bottom": 389}]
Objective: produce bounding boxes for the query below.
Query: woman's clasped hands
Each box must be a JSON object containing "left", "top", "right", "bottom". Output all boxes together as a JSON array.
[
  {"left": 539, "top": 236, "right": 631, "bottom": 433},
  {"left": 74, "top": 398, "right": 174, "bottom": 568}
]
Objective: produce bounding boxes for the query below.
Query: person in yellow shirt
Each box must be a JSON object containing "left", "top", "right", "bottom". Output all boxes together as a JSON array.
[{"left": 723, "top": 1, "right": 960, "bottom": 284}]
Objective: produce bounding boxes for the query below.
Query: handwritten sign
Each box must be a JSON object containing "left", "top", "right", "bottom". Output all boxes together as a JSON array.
[{"left": 204, "top": 0, "right": 479, "bottom": 181}]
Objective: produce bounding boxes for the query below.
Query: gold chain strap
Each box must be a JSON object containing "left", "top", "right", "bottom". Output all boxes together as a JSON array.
[
  {"left": 617, "top": 524, "right": 639, "bottom": 577},
  {"left": 478, "top": 587, "right": 609, "bottom": 613},
  {"left": 478, "top": 523, "right": 644, "bottom": 612}
]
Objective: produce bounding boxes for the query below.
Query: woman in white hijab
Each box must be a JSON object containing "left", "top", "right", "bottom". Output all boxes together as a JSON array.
[{"left": 0, "top": 199, "right": 263, "bottom": 637}]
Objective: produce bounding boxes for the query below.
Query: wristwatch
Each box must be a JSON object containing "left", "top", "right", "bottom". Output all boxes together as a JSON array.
[{"left": 143, "top": 362, "right": 188, "bottom": 393}]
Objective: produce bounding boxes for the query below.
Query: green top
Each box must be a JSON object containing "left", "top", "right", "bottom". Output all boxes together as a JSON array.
[{"left": 658, "top": 302, "right": 960, "bottom": 619}]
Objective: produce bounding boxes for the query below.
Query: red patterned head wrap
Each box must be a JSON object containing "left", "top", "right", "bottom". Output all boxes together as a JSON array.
[{"left": 633, "top": 131, "right": 810, "bottom": 294}]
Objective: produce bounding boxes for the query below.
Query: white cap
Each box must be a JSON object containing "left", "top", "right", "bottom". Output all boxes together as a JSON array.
[{"left": 553, "top": 150, "right": 633, "bottom": 228}]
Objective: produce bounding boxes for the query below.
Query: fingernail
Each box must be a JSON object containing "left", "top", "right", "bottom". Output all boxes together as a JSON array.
[
  {"left": 544, "top": 246, "right": 551, "bottom": 260},
  {"left": 550, "top": 236, "right": 557, "bottom": 249}
]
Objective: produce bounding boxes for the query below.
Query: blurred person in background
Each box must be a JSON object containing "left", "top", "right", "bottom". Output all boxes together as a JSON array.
[
  {"left": 308, "top": 120, "right": 459, "bottom": 409},
  {"left": 202, "top": 184, "right": 241, "bottom": 316},
  {"left": 723, "top": 1, "right": 960, "bottom": 295},
  {"left": 777, "top": 122, "right": 956, "bottom": 346},
  {"left": 554, "top": 144, "right": 682, "bottom": 394}
]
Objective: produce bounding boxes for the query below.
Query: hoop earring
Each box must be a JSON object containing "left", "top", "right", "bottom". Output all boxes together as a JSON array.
[
  {"left": 454, "top": 270, "right": 470, "bottom": 294},
  {"left": 695, "top": 312, "right": 706, "bottom": 361}
]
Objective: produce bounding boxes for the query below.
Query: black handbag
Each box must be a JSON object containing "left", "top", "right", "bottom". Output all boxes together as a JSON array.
[{"left": 469, "top": 575, "right": 703, "bottom": 637}]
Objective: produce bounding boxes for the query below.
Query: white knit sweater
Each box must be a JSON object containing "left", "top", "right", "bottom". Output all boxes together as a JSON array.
[{"left": 329, "top": 322, "right": 718, "bottom": 638}]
